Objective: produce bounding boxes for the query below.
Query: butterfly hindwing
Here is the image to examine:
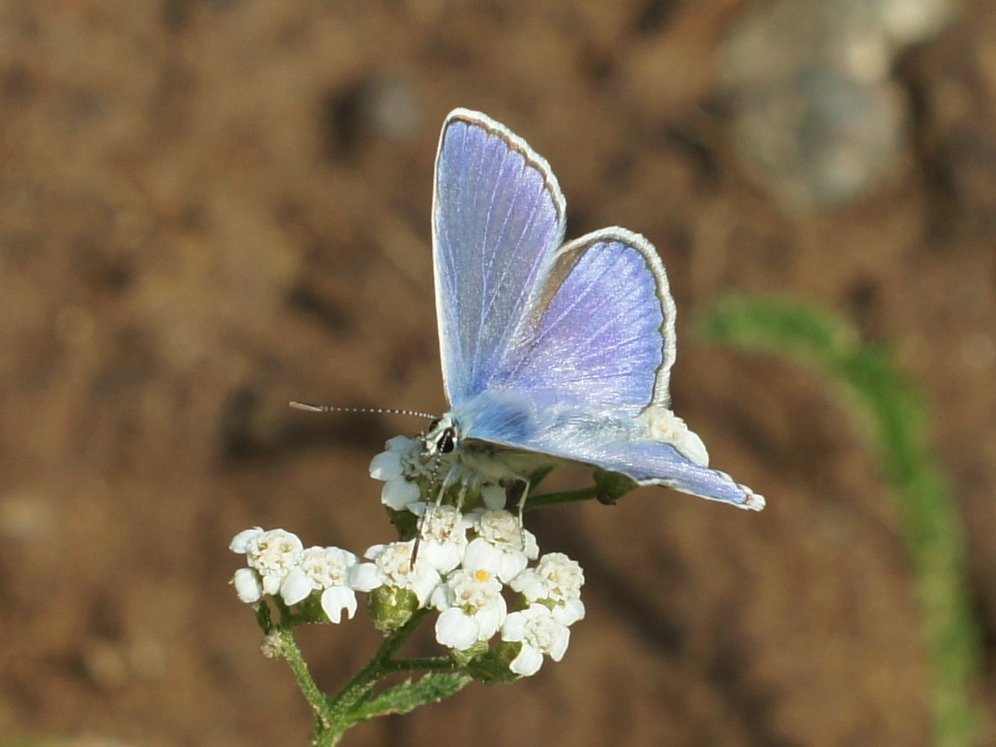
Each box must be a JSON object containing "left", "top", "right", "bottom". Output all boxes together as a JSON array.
[
  {"left": 489, "top": 228, "right": 676, "bottom": 410},
  {"left": 521, "top": 411, "right": 765, "bottom": 509},
  {"left": 459, "top": 395, "right": 763, "bottom": 510}
]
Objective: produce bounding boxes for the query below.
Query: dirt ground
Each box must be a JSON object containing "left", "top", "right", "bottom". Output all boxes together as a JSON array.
[{"left": 1, "top": 2, "right": 994, "bottom": 746}]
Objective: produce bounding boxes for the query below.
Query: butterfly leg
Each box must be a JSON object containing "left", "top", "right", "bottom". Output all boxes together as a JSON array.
[
  {"left": 411, "top": 497, "right": 442, "bottom": 568},
  {"left": 504, "top": 475, "right": 532, "bottom": 550},
  {"left": 412, "top": 466, "right": 461, "bottom": 567}
]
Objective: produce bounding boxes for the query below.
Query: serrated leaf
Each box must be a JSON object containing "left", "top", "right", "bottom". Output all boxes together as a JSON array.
[{"left": 347, "top": 673, "right": 473, "bottom": 722}]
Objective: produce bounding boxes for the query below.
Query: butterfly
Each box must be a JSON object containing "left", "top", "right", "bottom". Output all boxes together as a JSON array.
[{"left": 415, "top": 109, "right": 764, "bottom": 511}]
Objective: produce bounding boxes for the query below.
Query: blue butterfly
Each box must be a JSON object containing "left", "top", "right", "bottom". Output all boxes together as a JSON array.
[{"left": 419, "top": 109, "right": 763, "bottom": 511}]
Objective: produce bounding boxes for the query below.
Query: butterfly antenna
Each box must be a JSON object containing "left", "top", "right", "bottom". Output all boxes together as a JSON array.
[{"left": 290, "top": 402, "right": 438, "bottom": 421}]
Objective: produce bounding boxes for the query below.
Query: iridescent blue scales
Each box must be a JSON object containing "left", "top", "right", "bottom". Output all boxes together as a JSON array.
[{"left": 423, "top": 109, "right": 764, "bottom": 511}]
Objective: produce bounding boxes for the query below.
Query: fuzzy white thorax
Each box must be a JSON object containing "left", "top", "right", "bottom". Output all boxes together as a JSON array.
[{"left": 422, "top": 413, "right": 553, "bottom": 492}]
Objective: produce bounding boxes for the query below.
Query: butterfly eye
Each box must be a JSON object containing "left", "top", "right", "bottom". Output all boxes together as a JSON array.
[
  {"left": 428, "top": 418, "right": 441, "bottom": 431},
  {"left": 436, "top": 427, "right": 456, "bottom": 454}
]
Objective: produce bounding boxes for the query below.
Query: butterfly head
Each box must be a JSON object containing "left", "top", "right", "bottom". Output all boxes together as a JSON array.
[{"left": 422, "top": 413, "right": 460, "bottom": 458}]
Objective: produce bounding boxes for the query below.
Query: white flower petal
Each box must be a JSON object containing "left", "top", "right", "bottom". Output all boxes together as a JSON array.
[
  {"left": 501, "top": 611, "right": 527, "bottom": 641},
  {"left": 280, "top": 567, "right": 313, "bottom": 606},
  {"left": 509, "top": 571, "right": 544, "bottom": 599},
  {"left": 321, "top": 587, "right": 358, "bottom": 624},
  {"left": 232, "top": 568, "right": 263, "bottom": 603},
  {"left": 369, "top": 450, "right": 404, "bottom": 481},
  {"left": 261, "top": 572, "right": 283, "bottom": 596},
  {"left": 475, "top": 601, "right": 506, "bottom": 640},
  {"left": 497, "top": 552, "right": 529, "bottom": 584},
  {"left": 381, "top": 478, "right": 420, "bottom": 510},
  {"left": 348, "top": 563, "right": 383, "bottom": 592},
  {"left": 522, "top": 530, "right": 539, "bottom": 560},
  {"left": 429, "top": 583, "right": 451, "bottom": 611},
  {"left": 462, "top": 537, "right": 502, "bottom": 572},
  {"left": 385, "top": 435, "right": 413, "bottom": 451},
  {"left": 510, "top": 645, "right": 544, "bottom": 677},
  {"left": 411, "top": 571, "right": 444, "bottom": 607},
  {"left": 435, "top": 608, "right": 478, "bottom": 650},
  {"left": 229, "top": 527, "right": 263, "bottom": 554},
  {"left": 420, "top": 541, "right": 464, "bottom": 574},
  {"left": 363, "top": 543, "right": 389, "bottom": 561},
  {"left": 501, "top": 605, "right": 571, "bottom": 674},
  {"left": 549, "top": 627, "right": 570, "bottom": 662},
  {"left": 553, "top": 598, "right": 586, "bottom": 626}
]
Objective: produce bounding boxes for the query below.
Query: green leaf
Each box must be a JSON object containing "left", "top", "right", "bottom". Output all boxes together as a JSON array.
[
  {"left": 347, "top": 673, "right": 473, "bottom": 722},
  {"left": 699, "top": 295, "right": 983, "bottom": 747}
]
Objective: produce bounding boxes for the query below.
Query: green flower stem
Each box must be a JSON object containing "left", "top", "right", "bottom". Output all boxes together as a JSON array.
[
  {"left": 254, "top": 602, "right": 335, "bottom": 737},
  {"left": 386, "top": 656, "right": 462, "bottom": 673},
  {"left": 526, "top": 486, "right": 599, "bottom": 510},
  {"left": 310, "top": 611, "right": 420, "bottom": 744},
  {"left": 276, "top": 628, "right": 333, "bottom": 736},
  {"left": 253, "top": 602, "right": 461, "bottom": 746},
  {"left": 326, "top": 609, "right": 429, "bottom": 702},
  {"left": 699, "top": 296, "right": 984, "bottom": 747}
]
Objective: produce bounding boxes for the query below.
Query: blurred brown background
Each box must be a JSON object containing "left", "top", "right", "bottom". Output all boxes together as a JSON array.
[{"left": 1, "top": 1, "right": 994, "bottom": 745}]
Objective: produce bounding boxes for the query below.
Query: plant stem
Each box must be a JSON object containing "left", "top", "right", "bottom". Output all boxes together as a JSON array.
[
  {"left": 276, "top": 628, "right": 333, "bottom": 735},
  {"left": 699, "top": 296, "right": 984, "bottom": 747},
  {"left": 526, "top": 486, "right": 599, "bottom": 510},
  {"left": 317, "top": 609, "right": 434, "bottom": 744},
  {"left": 386, "top": 656, "right": 462, "bottom": 673}
]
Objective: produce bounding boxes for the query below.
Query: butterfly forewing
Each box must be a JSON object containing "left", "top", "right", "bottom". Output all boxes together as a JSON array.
[{"left": 432, "top": 109, "right": 566, "bottom": 406}]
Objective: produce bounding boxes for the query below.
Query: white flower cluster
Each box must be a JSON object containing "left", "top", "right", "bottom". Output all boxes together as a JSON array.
[
  {"left": 230, "top": 528, "right": 360, "bottom": 623},
  {"left": 229, "top": 437, "right": 587, "bottom": 678}
]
